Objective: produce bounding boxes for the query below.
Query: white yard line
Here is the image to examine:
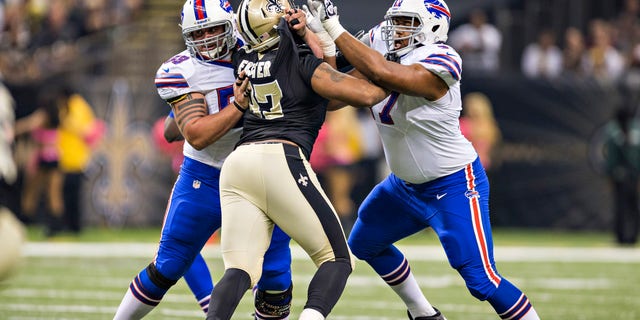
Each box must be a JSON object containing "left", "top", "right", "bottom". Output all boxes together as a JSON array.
[{"left": 23, "top": 242, "right": 640, "bottom": 263}]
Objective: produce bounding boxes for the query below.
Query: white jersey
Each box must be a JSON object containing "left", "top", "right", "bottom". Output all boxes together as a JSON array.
[
  {"left": 368, "top": 25, "right": 477, "bottom": 184},
  {"left": 154, "top": 50, "right": 241, "bottom": 169}
]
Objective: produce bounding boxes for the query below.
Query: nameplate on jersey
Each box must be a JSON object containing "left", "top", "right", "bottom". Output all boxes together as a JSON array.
[{"left": 237, "top": 60, "right": 272, "bottom": 79}]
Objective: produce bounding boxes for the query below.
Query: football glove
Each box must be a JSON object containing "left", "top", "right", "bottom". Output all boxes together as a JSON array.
[
  {"left": 302, "top": 4, "right": 335, "bottom": 57},
  {"left": 306, "top": 0, "right": 346, "bottom": 40}
]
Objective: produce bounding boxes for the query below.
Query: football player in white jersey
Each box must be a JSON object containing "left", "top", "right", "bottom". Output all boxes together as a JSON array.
[
  {"left": 305, "top": 0, "right": 541, "bottom": 319},
  {"left": 113, "top": 1, "right": 311, "bottom": 319}
]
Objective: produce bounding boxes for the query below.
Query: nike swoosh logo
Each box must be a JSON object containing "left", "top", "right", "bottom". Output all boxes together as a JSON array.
[
  {"left": 162, "top": 68, "right": 170, "bottom": 73},
  {"left": 436, "top": 193, "right": 447, "bottom": 200},
  {"left": 445, "top": 52, "right": 455, "bottom": 57}
]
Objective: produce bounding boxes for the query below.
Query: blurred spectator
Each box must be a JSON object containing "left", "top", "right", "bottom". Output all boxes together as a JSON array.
[
  {"left": 622, "top": 25, "right": 640, "bottom": 90},
  {"left": 459, "top": 92, "right": 502, "bottom": 171},
  {"left": 603, "top": 105, "right": 640, "bottom": 245},
  {"left": 582, "top": 19, "right": 625, "bottom": 82},
  {"left": 57, "top": 85, "right": 104, "bottom": 234},
  {"left": 310, "top": 107, "right": 364, "bottom": 234},
  {"left": 449, "top": 8, "right": 502, "bottom": 75},
  {"left": 521, "top": 29, "right": 563, "bottom": 80},
  {"left": 562, "top": 27, "right": 587, "bottom": 77},
  {"left": 0, "top": 0, "right": 144, "bottom": 85},
  {"left": 14, "top": 86, "right": 66, "bottom": 237},
  {"left": 112, "top": 0, "right": 144, "bottom": 25},
  {"left": 28, "top": 0, "right": 82, "bottom": 50},
  {"left": 1, "top": 0, "right": 30, "bottom": 50},
  {"left": 614, "top": 0, "right": 640, "bottom": 54}
]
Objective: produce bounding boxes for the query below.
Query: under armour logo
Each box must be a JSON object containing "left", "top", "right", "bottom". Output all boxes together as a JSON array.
[
  {"left": 193, "top": 180, "right": 201, "bottom": 189},
  {"left": 297, "top": 173, "right": 309, "bottom": 187}
]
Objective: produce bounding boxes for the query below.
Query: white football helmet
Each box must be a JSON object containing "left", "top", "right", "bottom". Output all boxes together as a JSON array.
[
  {"left": 382, "top": 0, "right": 451, "bottom": 56},
  {"left": 236, "top": 0, "right": 293, "bottom": 53},
  {"left": 181, "top": 0, "right": 237, "bottom": 60}
]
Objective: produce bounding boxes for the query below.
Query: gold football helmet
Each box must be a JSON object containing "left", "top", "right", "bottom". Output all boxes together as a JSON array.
[{"left": 236, "top": 0, "right": 293, "bottom": 52}]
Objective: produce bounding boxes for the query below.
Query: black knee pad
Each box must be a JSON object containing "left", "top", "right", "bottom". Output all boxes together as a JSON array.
[
  {"left": 254, "top": 284, "right": 293, "bottom": 319},
  {"left": 146, "top": 262, "right": 178, "bottom": 290}
]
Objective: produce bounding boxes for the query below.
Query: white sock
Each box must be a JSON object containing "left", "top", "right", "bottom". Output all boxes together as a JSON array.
[
  {"left": 391, "top": 272, "right": 437, "bottom": 317},
  {"left": 113, "top": 288, "right": 156, "bottom": 320},
  {"left": 298, "top": 308, "right": 325, "bottom": 320},
  {"left": 520, "top": 306, "right": 541, "bottom": 320}
]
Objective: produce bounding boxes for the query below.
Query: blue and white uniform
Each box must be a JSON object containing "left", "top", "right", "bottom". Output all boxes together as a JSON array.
[
  {"left": 348, "top": 26, "right": 535, "bottom": 319},
  {"left": 123, "top": 50, "right": 292, "bottom": 314}
]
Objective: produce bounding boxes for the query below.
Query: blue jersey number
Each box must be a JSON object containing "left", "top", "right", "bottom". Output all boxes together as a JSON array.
[{"left": 217, "top": 85, "right": 243, "bottom": 128}]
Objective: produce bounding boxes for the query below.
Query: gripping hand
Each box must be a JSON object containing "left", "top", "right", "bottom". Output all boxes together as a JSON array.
[
  {"left": 306, "top": 0, "right": 345, "bottom": 40},
  {"left": 302, "top": 4, "right": 324, "bottom": 34},
  {"left": 321, "top": 0, "right": 339, "bottom": 20},
  {"left": 302, "top": 3, "right": 335, "bottom": 57}
]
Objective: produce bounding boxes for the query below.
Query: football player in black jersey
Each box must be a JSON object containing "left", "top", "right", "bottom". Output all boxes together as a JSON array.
[{"left": 205, "top": 0, "right": 389, "bottom": 319}]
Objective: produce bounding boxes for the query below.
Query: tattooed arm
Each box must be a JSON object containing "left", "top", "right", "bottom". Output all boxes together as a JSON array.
[
  {"left": 310, "top": 62, "right": 389, "bottom": 109},
  {"left": 167, "top": 94, "right": 238, "bottom": 150},
  {"left": 167, "top": 73, "right": 250, "bottom": 150}
]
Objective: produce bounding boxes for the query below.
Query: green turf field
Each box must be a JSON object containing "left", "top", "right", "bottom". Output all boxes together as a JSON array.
[{"left": 0, "top": 228, "right": 638, "bottom": 319}]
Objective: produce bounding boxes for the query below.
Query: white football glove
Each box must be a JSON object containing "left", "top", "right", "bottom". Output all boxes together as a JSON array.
[
  {"left": 302, "top": 4, "right": 335, "bottom": 57},
  {"left": 307, "top": 0, "right": 346, "bottom": 40}
]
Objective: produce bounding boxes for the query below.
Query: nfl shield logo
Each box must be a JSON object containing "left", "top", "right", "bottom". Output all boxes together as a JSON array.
[{"left": 193, "top": 180, "right": 201, "bottom": 189}]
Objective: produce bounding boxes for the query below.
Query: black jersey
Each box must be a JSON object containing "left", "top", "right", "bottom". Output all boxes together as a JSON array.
[{"left": 232, "top": 18, "right": 327, "bottom": 160}]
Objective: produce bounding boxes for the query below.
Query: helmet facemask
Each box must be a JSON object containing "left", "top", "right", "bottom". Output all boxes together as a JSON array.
[
  {"left": 180, "top": 0, "right": 236, "bottom": 61},
  {"left": 183, "top": 20, "right": 235, "bottom": 60},
  {"left": 382, "top": 14, "right": 426, "bottom": 56},
  {"left": 381, "top": 0, "right": 451, "bottom": 57}
]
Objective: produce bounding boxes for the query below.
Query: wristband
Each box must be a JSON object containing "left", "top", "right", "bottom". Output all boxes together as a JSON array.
[
  {"left": 323, "top": 17, "right": 347, "bottom": 41},
  {"left": 233, "top": 100, "right": 247, "bottom": 113}
]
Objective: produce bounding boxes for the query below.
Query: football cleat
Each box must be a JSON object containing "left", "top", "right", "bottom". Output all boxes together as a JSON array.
[{"left": 407, "top": 308, "right": 447, "bottom": 320}]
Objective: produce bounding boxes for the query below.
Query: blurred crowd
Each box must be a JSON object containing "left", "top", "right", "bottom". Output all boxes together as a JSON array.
[
  {"left": 447, "top": 0, "right": 640, "bottom": 86},
  {"left": 0, "top": 0, "right": 143, "bottom": 84},
  {"left": 0, "top": 0, "right": 143, "bottom": 237}
]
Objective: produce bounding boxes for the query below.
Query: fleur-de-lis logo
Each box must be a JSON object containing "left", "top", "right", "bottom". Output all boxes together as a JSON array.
[
  {"left": 266, "top": 0, "right": 284, "bottom": 13},
  {"left": 297, "top": 173, "right": 309, "bottom": 187}
]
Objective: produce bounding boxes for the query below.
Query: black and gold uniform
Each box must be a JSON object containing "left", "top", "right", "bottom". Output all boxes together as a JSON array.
[{"left": 208, "top": 17, "right": 354, "bottom": 320}]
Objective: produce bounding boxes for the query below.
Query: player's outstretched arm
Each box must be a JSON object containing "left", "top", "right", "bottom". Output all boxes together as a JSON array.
[
  {"left": 334, "top": 31, "right": 447, "bottom": 100},
  {"left": 285, "top": 8, "right": 325, "bottom": 59},
  {"left": 310, "top": 62, "right": 388, "bottom": 108},
  {"left": 307, "top": 0, "right": 447, "bottom": 100}
]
